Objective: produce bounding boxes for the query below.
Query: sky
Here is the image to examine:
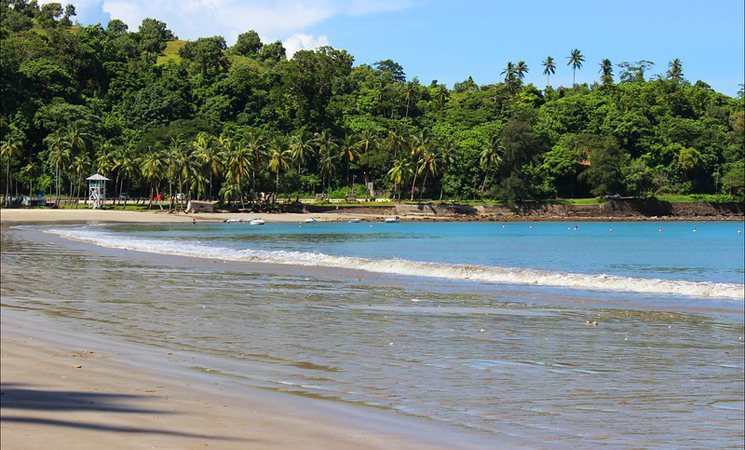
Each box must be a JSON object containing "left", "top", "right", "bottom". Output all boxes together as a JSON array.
[{"left": 48, "top": 0, "right": 744, "bottom": 96}]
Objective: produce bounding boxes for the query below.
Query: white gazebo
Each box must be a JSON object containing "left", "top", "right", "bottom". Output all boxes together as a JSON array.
[{"left": 86, "top": 174, "right": 110, "bottom": 209}]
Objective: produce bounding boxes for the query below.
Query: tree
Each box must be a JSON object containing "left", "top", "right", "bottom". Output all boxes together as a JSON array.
[
  {"left": 179, "top": 36, "right": 229, "bottom": 78},
  {"left": 259, "top": 40, "right": 286, "bottom": 61},
  {"left": 542, "top": 56, "right": 556, "bottom": 88},
  {"left": 599, "top": 59, "right": 614, "bottom": 85},
  {"left": 388, "top": 157, "right": 412, "bottom": 201},
  {"left": 1, "top": 136, "right": 24, "bottom": 205},
  {"left": 289, "top": 132, "right": 314, "bottom": 201},
  {"left": 667, "top": 58, "right": 683, "bottom": 82},
  {"left": 192, "top": 132, "right": 221, "bottom": 199},
  {"left": 515, "top": 61, "right": 529, "bottom": 84},
  {"left": 409, "top": 130, "right": 431, "bottom": 200},
  {"left": 232, "top": 30, "right": 263, "bottom": 57},
  {"left": 138, "top": 18, "right": 176, "bottom": 53},
  {"left": 45, "top": 131, "right": 71, "bottom": 206},
  {"left": 578, "top": 138, "right": 624, "bottom": 196},
  {"left": 618, "top": 60, "right": 655, "bottom": 83},
  {"left": 225, "top": 137, "right": 252, "bottom": 209},
  {"left": 356, "top": 129, "right": 378, "bottom": 198},
  {"left": 501, "top": 62, "right": 519, "bottom": 95},
  {"left": 140, "top": 147, "right": 166, "bottom": 209},
  {"left": 268, "top": 142, "right": 291, "bottom": 204},
  {"left": 480, "top": 135, "right": 503, "bottom": 196},
  {"left": 567, "top": 49, "right": 585, "bottom": 85},
  {"left": 338, "top": 135, "right": 359, "bottom": 195},
  {"left": 438, "top": 137, "right": 458, "bottom": 200}
]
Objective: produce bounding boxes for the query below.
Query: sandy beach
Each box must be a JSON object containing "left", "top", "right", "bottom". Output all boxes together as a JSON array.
[
  {"left": 0, "top": 208, "right": 368, "bottom": 224},
  {"left": 1, "top": 312, "right": 492, "bottom": 450}
]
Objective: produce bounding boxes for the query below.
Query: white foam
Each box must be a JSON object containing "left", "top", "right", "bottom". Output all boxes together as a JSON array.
[{"left": 47, "top": 227, "right": 745, "bottom": 300}]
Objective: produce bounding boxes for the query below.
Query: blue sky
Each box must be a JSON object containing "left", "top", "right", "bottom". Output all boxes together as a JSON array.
[{"left": 54, "top": 0, "right": 744, "bottom": 96}]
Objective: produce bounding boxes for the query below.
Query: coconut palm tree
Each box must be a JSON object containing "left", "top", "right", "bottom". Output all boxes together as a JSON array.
[
  {"left": 113, "top": 147, "right": 138, "bottom": 207},
  {"left": 338, "top": 135, "right": 359, "bottom": 196},
  {"left": 289, "top": 131, "right": 314, "bottom": 201},
  {"left": 193, "top": 132, "right": 221, "bottom": 200},
  {"left": 22, "top": 160, "right": 38, "bottom": 199},
  {"left": 480, "top": 135, "right": 504, "bottom": 196},
  {"left": 387, "top": 156, "right": 412, "bottom": 202},
  {"left": 542, "top": 56, "right": 556, "bottom": 88},
  {"left": 599, "top": 59, "right": 614, "bottom": 85},
  {"left": 409, "top": 130, "right": 431, "bottom": 201},
  {"left": 438, "top": 137, "right": 458, "bottom": 200},
  {"left": 240, "top": 134, "right": 263, "bottom": 207},
  {"left": 515, "top": 61, "right": 529, "bottom": 85},
  {"left": 667, "top": 58, "right": 683, "bottom": 82},
  {"left": 318, "top": 151, "right": 337, "bottom": 196},
  {"left": 384, "top": 129, "right": 406, "bottom": 160},
  {"left": 268, "top": 141, "right": 291, "bottom": 205},
  {"left": 356, "top": 129, "right": 378, "bottom": 199},
  {"left": 45, "top": 131, "right": 70, "bottom": 207},
  {"left": 501, "top": 62, "right": 519, "bottom": 96},
  {"left": 140, "top": 147, "right": 165, "bottom": 209},
  {"left": 69, "top": 153, "right": 91, "bottom": 207},
  {"left": 167, "top": 136, "right": 187, "bottom": 211},
  {"left": 567, "top": 49, "right": 585, "bottom": 86},
  {"left": 403, "top": 81, "right": 416, "bottom": 122},
  {"left": 417, "top": 145, "right": 440, "bottom": 201},
  {"left": 225, "top": 138, "right": 252, "bottom": 209},
  {"left": 0, "top": 136, "right": 23, "bottom": 206}
]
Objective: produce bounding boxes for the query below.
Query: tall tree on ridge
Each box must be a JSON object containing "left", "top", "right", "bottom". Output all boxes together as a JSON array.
[
  {"left": 599, "top": 59, "right": 614, "bottom": 85},
  {"left": 515, "top": 61, "right": 529, "bottom": 85},
  {"left": 567, "top": 49, "right": 585, "bottom": 86},
  {"left": 667, "top": 58, "right": 683, "bottom": 82},
  {"left": 542, "top": 56, "right": 556, "bottom": 88}
]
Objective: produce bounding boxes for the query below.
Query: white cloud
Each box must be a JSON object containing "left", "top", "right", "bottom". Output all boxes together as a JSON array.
[
  {"left": 283, "top": 33, "right": 330, "bottom": 58},
  {"left": 91, "top": 0, "right": 416, "bottom": 47}
]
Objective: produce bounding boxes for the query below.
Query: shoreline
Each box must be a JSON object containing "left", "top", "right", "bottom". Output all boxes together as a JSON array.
[
  {"left": 0, "top": 310, "right": 498, "bottom": 450},
  {"left": 2, "top": 208, "right": 744, "bottom": 225}
]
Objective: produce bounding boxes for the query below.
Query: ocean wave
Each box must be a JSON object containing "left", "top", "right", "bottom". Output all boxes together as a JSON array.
[{"left": 47, "top": 227, "right": 745, "bottom": 300}]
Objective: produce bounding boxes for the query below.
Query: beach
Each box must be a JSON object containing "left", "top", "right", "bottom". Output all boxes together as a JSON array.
[
  {"left": 2, "top": 212, "right": 743, "bottom": 449},
  {"left": 1, "top": 316, "right": 485, "bottom": 450}
]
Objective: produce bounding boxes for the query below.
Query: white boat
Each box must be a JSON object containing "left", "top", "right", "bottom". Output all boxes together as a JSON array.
[
  {"left": 348, "top": 218, "right": 361, "bottom": 223},
  {"left": 224, "top": 218, "right": 241, "bottom": 223},
  {"left": 384, "top": 217, "right": 400, "bottom": 223},
  {"left": 249, "top": 218, "right": 265, "bottom": 225},
  {"left": 304, "top": 218, "right": 317, "bottom": 223}
]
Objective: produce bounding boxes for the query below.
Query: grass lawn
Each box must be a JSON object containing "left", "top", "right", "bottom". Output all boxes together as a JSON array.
[{"left": 157, "top": 40, "right": 186, "bottom": 65}]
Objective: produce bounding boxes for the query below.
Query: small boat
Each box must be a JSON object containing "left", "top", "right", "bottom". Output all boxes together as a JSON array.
[
  {"left": 384, "top": 216, "right": 400, "bottom": 223},
  {"left": 304, "top": 218, "right": 317, "bottom": 223},
  {"left": 348, "top": 218, "right": 361, "bottom": 223},
  {"left": 249, "top": 218, "right": 265, "bottom": 225},
  {"left": 224, "top": 218, "right": 242, "bottom": 223}
]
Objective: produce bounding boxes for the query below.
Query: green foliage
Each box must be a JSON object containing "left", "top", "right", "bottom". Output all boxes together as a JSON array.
[{"left": 0, "top": 1, "right": 742, "bottom": 207}]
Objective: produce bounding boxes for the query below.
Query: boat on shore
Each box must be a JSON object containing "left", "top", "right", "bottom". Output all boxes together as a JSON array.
[
  {"left": 249, "top": 218, "right": 265, "bottom": 225},
  {"left": 384, "top": 216, "right": 400, "bottom": 223}
]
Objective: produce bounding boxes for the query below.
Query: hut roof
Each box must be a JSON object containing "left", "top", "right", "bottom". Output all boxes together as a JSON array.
[{"left": 86, "top": 174, "right": 110, "bottom": 181}]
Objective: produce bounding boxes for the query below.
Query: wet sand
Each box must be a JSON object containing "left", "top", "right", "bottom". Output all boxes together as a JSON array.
[{"left": 1, "top": 313, "right": 495, "bottom": 450}]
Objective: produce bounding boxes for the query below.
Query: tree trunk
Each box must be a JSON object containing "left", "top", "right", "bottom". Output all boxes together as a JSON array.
[
  {"left": 481, "top": 167, "right": 490, "bottom": 196},
  {"left": 4, "top": 160, "right": 10, "bottom": 206},
  {"left": 274, "top": 170, "right": 279, "bottom": 206},
  {"left": 55, "top": 164, "right": 61, "bottom": 207},
  {"left": 409, "top": 165, "right": 419, "bottom": 201},
  {"left": 420, "top": 171, "right": 428, "bottom": 201}
]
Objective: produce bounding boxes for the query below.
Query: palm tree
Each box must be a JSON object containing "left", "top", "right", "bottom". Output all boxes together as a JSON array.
[
  {"left": 438, "top": 137, "right": 458, "bottom": 200},
  {"left": 667, "top": 58, "right": 683, "bottom": 82},
  {"left": 318, "top": 151, "right": 337, "bottom": 196},
  {"left": 409, "top": 130, "right": 431, "bottom": 201},
  {"left": 1, "top": 136, "right": 23, "bottom": 205},
  {"left": 289, "top": 131, "right": 314, "bottom": 201},
  {"left": 167, "top": 136, "right": 187, "bottom": 211},
  {"left": 515, "top": 61, "right": 529, "bottom": 85},
  {"left": 225, "top": 138, "right": 252, "bottom": 209},
  {"left": 338, "top": 135, "right": 359, "bottom": 196},
  {"left": 268, "top": 142, "right": 291, "bottom": 205},
  {"left": 22, "top": 160, "right": 38, "bottom": 199},
  {"left": 45, "top": 131, "right": 70, "bottom": 207},
  {"left": 384, "top": 129, "right": 406, "bottom": 160},
  {"left": 542, "top": 56, "right": 556, "bottom": 88},
  {"left": 140, "top": 147, "right": 165, "bottom": 209},
  {"left": 242, "top": 134, "right": 264, "bottom": 207},
  {"left": 501, "top": 62, "right": 519, "bottom": 95},
  {"left": 387, "top": 156, "right": 412, "bottom": 202},
  {"left": 404, "top": 81, "right": 416, "bottom": 121},
  {"left": 567, "top": 49, "right": 585, "bottom": 86},
  {"left": 480, "top": 135, "right": 504, "bottom": 196},
  {"left": 69, "top": 153, "right": 91, "bottom": 207},
  {"left": 599, "top": 59, "right": 614, "bottom": 85},
  {"left": 356, "top": 129, "right": 377, "bottom": 199},
  {"left": 113, "top": 147, "right": 138, "bottom": 207},
  {"left": 193, "top": 132, "right": 221, "bottom": 200},
  {"left": 417, "top": 145, "right": 440, "bottom": 201}
]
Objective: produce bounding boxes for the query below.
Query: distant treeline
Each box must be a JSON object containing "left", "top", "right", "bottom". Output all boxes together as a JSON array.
[{"left": 1, "top": 1, "right": 743, "bottom": 207}]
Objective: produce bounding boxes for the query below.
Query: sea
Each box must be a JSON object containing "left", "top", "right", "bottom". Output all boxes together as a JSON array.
[{"left": 2, "top": 220, "right": 744, "bottom": 448}]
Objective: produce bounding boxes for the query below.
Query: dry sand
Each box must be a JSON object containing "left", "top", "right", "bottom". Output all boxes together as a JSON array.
[
  {"left": 0, "top": 208, "right": 384, "bottom": 224},
  {"left": 0, "top": 325, "right": 479, "bottom": 450}
]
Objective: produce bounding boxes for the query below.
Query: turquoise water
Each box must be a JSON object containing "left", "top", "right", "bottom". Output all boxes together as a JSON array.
[{"left": 2, "top": 221, "right": 744, "bottom": 447}]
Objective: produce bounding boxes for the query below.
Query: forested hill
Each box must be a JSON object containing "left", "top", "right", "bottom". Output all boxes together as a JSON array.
[{"left": 1, "top": 1, "right": 743, "bottom": 207}]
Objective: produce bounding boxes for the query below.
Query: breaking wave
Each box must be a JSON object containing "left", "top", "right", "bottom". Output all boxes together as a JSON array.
[{"left": 48, "top": 227, "right": 744, "bottom": 300}]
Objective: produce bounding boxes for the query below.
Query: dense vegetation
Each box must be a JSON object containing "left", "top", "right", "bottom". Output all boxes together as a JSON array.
[{"left": 1, "top": 1, "right": 743, "bottom": 209}]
